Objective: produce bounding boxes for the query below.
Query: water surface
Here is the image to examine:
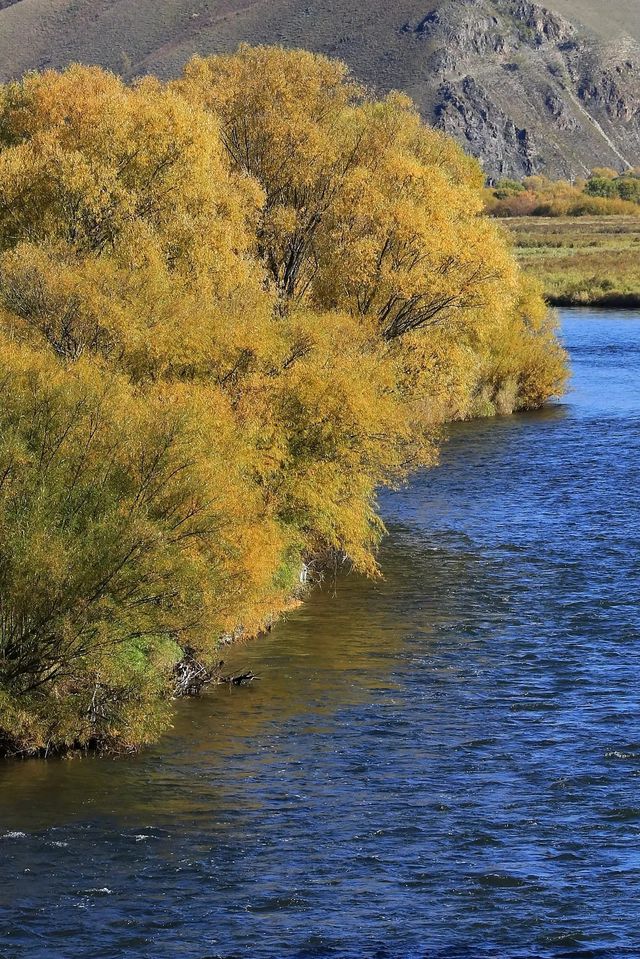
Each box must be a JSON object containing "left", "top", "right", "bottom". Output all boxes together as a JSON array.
[{"left": 1, "top": 309, "right": 640, "bottom": 958}]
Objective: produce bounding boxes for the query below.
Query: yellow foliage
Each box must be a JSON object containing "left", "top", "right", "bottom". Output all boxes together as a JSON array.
[
  {"left": 0, "top": 65, "right": 272, "bottom": 384},
  {"left": 0, "top": 51, "right": 567, "bottom": 754}
]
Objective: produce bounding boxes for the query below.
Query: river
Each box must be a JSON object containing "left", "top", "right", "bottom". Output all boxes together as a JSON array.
[{"left": 1, "top": 309, "right": 640, "bottom": 959}]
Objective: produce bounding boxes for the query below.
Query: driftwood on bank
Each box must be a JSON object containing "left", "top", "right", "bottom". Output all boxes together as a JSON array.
[
  {"left": 172, "top": 653, "right": 221, "bottom": 697},
  {"left": 217, "top": 670, "right": 260, "bottom": 687},
  {"left": 172, "top": 651, "right": 260, "bottom": 697}
]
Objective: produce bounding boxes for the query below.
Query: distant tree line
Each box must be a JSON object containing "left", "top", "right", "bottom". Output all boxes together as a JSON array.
[{"left": 486, "top": 168, "right": 640, "bottom": 217}]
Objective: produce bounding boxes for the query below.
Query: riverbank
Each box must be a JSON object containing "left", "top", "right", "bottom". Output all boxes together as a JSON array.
[
  {"left": 0, "top": 52, "right": 568, "bottom": 759},
  {"left": 2, "top": 309, "right": 638, "bottom": 958},
  {"left": 506, "top": 215, "right": 640, "bottom": 307}
]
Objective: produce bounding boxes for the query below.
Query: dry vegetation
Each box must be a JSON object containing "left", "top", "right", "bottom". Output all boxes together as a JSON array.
[
  {"left": 509, "top": 216, "right": 640, "bottom": 307},
  {"left": 0, "top": 0, "right": 639, "bottom": 180}
]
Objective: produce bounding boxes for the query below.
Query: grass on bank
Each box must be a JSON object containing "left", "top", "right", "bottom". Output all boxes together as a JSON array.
[{"left": 507, "top": 216, "right": 640, "bottom": 307}]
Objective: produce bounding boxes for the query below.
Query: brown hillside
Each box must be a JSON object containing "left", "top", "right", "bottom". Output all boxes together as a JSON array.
[{"left": 0, "top": 0, "right": 639, "bottom": 177}]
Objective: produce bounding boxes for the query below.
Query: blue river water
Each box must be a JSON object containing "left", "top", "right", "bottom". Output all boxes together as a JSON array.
[{"left": 1, "top": 309, "right": 640, "bottom": 958}]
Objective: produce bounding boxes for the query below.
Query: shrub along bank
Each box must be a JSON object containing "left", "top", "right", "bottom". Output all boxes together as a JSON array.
[{"left": 0, "top": 47, "right": 567, "bottom": 755}]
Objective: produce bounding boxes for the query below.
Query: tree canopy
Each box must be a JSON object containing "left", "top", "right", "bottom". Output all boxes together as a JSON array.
[{"left": 0, "top": 49, "right": 567, "bottom": 755}]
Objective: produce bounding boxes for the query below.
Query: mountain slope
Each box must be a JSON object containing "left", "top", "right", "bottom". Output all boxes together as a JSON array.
[
  {"left": 0, "top": 0, "right": 638, "bottom": 177},
  {"left": 543, "top": 0, "right": 639, "bottom": 42}
]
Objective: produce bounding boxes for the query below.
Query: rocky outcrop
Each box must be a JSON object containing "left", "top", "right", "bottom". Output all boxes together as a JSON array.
[
  {"left": 544, "top": 89, "right": 579, "bottom": 131},
  {"left": 573, "top": 53, "right": 639, "bottom": 122},
  {"left": 436, "top": 76, "right": 538, "bottom": 175},
  {"left": 512, "top": 0, "right": 574, "bottom": 44},
  {"left": 411, "top": 2, "right": 514, "bottom": 59},
  {"left": 406, "top": 0, "right": 640, "bottom": 177}
]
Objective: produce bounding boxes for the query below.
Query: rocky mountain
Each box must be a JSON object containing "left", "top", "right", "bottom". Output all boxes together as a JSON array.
[
  {"left": 0, "top": 0, "right": 638, "bottom": 177},
  {"left": 407, "top": 0, "right": 640, "bottom": 176}
]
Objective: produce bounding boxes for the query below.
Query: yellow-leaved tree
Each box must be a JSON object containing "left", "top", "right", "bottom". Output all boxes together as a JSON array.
[
  {"left": 0, "top": 52, "right": 567, "bottom": 755},
  {"left": 176, "top": 47, "right": 567, "bottom": 429}
]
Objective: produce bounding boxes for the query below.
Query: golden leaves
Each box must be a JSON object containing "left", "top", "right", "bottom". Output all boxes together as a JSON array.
[{"left": 0, "top": 50, "right": 567, "bottom": 752}]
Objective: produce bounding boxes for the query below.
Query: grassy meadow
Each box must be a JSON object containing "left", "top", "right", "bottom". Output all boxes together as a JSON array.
[{"left": 508, "top": 216, "right": 640, "bottom": 307}]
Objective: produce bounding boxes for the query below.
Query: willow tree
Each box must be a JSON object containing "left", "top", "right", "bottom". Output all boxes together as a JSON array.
[
  {"left": 0, "top": 67, "right": 284, "bottom": 752},
  {"left": 0, "top": 56, "right": 566, "bottom": 754},
  {"left": 0, "top": 66, "right": 276, "bottom": 385},
  {"left": 177, "top": 46, "right": 567, "bottom": 417}
]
